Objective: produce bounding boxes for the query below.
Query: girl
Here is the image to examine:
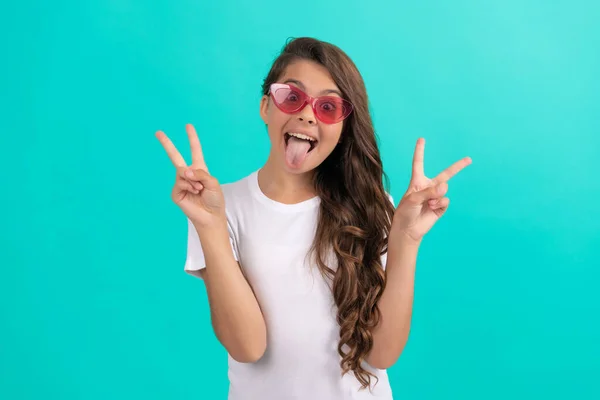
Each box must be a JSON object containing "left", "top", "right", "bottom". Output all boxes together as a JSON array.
[{"left": 156, "top": 37, "right": 471, "bottom": 399}]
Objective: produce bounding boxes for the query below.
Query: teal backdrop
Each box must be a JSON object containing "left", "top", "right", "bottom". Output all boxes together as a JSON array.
[{"left": 2, "top": 1, "right": 599, "bottom": 399}]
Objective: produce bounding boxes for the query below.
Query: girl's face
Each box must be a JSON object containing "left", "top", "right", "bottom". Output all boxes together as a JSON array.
[{"left": 260, "top": 60, "right": 346, "bottom": 175}]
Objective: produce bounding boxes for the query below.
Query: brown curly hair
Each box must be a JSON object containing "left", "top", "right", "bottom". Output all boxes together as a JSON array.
[{"left": 261, "top": 37, "right": 395, "bottom": 389}]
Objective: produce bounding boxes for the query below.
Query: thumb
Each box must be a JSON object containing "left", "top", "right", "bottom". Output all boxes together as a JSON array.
[
  {"left": 410, "top": 182, "right": 447, "bottom": 204},
  {"left": 181, "top": 168, "right": 220, "bottom": 190}
]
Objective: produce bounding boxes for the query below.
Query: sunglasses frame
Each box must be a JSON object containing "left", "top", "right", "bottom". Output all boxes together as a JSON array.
[{"left": 268, "top": 83, "right": 353, "bottom": 124}]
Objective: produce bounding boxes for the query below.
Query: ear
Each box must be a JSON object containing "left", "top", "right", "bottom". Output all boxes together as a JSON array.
[{"left": 259, "top": 95, "right": 269, "bottom": 125}]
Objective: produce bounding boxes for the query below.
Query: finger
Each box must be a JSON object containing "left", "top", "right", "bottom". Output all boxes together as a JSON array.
[
  {"left": 175, "top": 178, "right": 199, "bottom": 194},
  {"left": 432, "top": 156, "right": 472, "bottom": 185},
  {"left": 429, "top": 196, "right": 450, "bottom": 210},
  {"left": 186, "top": 124, "right": 207, "bottom": 170},
  {"left": 156, "top": 131, "right": 187, "bottom": 168},
  {"left": 411, "top": 138, "right": 425, "bottom": 181},
  {"left": 433, "top": 197, "right": 450, "bottom": 217},
  {"left": 176, "top": 168, "right": 204, "bottom": 190},
  {"left": 190, "top": 180, "right": 204, "bottom": 191},
  {"left": 184, "top": 168, "right": 220, "bottom": 190},
  {"left": 410, "top": 182, "right": 448, "bottom": 204}
]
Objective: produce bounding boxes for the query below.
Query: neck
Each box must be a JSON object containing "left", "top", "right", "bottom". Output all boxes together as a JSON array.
[{"left": 258, "top": 158, "right": 317, "bottom": 204}]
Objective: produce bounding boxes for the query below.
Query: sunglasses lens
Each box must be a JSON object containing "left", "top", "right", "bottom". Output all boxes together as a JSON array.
[
  {"left": 272, "top": 87, "right": 305, "bottom": 113},
  {"left": 315, "top": 98, "right": 352, "bottom": 124}
]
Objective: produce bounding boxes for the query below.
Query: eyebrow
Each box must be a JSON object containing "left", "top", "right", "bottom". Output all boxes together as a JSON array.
[{"left": 283, "top": 79, "right": 343, "bottom": 97}]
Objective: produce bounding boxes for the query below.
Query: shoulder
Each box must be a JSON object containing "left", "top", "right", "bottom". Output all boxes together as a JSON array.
[
  {"left": 219, "top": 171, "right": 259, "bottom": 223},
  {"left": 220, "top": 170, "right": 256, "bottom": 198}
]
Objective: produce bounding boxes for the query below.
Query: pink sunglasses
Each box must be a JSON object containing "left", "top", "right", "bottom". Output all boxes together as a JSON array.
[{"left": 269, "top": 83, "right": 353, "bottom": 124}]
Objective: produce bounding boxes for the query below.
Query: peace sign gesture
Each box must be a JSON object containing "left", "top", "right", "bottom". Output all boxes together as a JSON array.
[
  {"left": 393, "top": 138, "right": 472, "bottom": 243},
  {"left": 156, "top": 124, "right": 226, "bottom": 228}
]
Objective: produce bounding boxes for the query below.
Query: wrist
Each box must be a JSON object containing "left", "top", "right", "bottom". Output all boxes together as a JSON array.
[
  {"left": 194, "top": 219, "right": 234, "bottom": 260},
  {"left": 193, "top": 217, "right": 228, "bottom": 240},
  {"left": 385, "top": 228, "right": 420, "bottom": 274},
  {"left": 389, "top": 228, "right": 422, "bottom": 251}
]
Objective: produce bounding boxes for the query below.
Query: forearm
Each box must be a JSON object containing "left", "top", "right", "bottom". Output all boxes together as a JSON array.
[
  {"left": 367, "top": 232, "right": 420, "bottom": 369},
  {"left": 196, "top": 222, "right": 267, "bottom": 363}
]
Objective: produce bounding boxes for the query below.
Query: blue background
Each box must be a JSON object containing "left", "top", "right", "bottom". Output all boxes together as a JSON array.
[{"left": 2, "top": 1, "right": 599, "bottom": 398}]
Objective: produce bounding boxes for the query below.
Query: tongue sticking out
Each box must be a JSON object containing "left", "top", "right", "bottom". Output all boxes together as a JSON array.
[{"left": 285, "top": 136, "right": 312, "bottom": 168}]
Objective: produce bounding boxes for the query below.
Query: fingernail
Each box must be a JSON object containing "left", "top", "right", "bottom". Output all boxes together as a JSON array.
[
  {"left": 437, "top": 184, "right": 445, "bottom": 194},
  {"left": 186, "top": 169, "right": 194, "bottom": 178}
]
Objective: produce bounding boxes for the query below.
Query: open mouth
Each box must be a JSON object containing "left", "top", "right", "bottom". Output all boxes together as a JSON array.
[{"left": 284, "top": 132, "right": 318, "bottom": 152}]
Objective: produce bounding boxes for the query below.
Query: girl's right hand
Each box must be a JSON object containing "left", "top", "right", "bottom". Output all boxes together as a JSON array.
[{"left": 156, "top": 124, "right": 226, "bottom": 229}]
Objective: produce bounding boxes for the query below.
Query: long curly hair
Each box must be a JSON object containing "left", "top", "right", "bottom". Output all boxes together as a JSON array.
[{"left": 261, "top": 37, "right": 395, "bottom": 389}]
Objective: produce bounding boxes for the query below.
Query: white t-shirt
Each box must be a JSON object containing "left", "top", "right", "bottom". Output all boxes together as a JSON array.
[{"left": 184, "top": 170, "right": 394, "bottom": 400}]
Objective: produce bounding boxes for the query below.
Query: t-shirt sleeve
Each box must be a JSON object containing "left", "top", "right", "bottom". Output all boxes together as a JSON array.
[
  {"left": 381, "top": 192, "right": 395, "bottom": 270},
  {"left": 184, "top": 218, "right": 239, "bottom": 279},
  {"left": 386, "top": 192, "right": 395, "bottom": 208}
]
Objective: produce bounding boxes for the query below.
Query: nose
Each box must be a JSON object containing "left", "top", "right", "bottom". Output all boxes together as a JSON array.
[{"left": 296, "top": 103, "right": 316, "bottom": 125}]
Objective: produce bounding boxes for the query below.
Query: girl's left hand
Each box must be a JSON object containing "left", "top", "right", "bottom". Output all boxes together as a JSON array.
[{"left": 392, "top": 138, "right": 472, "bottom": 244}]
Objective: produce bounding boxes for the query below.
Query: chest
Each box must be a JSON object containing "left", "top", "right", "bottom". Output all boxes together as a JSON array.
[
  {"left": 236, "top": 210, "right": 329, "bottom": 299},
  {"left": 234, "top": 209, "right": 339, "bottom": 342}
]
